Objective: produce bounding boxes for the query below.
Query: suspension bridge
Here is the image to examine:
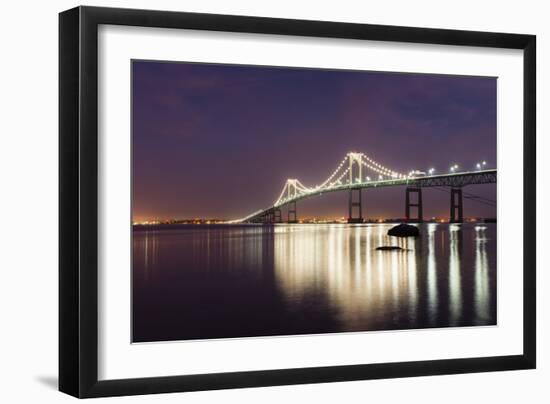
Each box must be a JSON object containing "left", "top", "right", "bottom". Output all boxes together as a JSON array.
[{"left": 229, "top": 152, "right": 496, "bottom": 224}]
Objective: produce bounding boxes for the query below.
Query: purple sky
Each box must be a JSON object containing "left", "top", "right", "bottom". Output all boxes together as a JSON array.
[{"left": 132, "top": 61, "right": 496, "bottom": 221}]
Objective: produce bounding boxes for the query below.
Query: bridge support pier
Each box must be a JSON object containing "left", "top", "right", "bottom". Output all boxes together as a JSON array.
[
  {"left": 405, "top": 187, "right": 423, "bottom": 223},
  {"left": 288, "top": 201, "right": 297, "bottom": 223},
  {"left": 273, "top": 208, "right": 282, "bottom": 223},
  {"left": 450, "top": 187, "right": 463, "bottom": 223},
  {"left": 347, "top": 188, "right": 364, "bottom": 223}
]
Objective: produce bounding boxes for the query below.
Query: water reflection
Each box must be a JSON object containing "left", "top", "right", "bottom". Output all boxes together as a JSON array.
[
  {"left": 133, "top": 223, "right": 496, "bottom": 342},
  {"left": 448, "top": 224, "right": 463, "bottom": 325},
  {"left": 474, "top": 226, "right": 491, "bottom": 322},
  {"left": 427, "top": 223, "right": 438, "bottom": 325},
  {"left": 273, "top": 225, "right": 422, "bottom": 331}
]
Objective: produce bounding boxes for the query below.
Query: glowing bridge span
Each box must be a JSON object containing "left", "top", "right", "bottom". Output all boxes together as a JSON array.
[{"left": 229, "top": 152, "right": 496, "bottom": 224}]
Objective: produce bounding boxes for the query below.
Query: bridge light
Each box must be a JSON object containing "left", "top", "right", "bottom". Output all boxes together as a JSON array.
[
  {"left": 379, "top": 175, "right": 383, "bottom": 180},
  {"left": 476, "top": 163, "right": 481, "bottom": 170},
  {"left": 482, "top": 161, "right": 487, "bottom": 166},
  {"left": 428, "top": 168, "right": 435, "bottom": 175}
]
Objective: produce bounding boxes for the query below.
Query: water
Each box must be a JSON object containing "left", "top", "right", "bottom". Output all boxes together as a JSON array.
[{"left": 132, "top": 223, "right": 496, "bottom": 342}]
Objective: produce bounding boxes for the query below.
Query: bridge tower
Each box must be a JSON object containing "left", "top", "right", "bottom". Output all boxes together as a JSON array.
[
  {"left": 286, "top": 179, "right": 299, "bottom": 223},
  {"left": 288, "top": 201, "right": 297, "bottom": 223},
  {"left": 348, "top": 189, "right": 363, "bottom": 223},
  {"left": 273, "top": 208, "right": 282, "bottom": 223},
  {"left": 450, "top": 187, "right": 463, "bottom": 223},
  {"left": 347, "top": 152, "right": 363, "bottom": 186},
  {"left": 405, "top": 187, "right": 423, "bottom": 222},
  {"left": 347, "top": 153, "right": 364, "bottom": 223}
]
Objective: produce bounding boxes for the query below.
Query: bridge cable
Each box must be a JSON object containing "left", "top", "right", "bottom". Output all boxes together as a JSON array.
[{"left": 431, "top": 187, "right": 496, "bottom": 207}]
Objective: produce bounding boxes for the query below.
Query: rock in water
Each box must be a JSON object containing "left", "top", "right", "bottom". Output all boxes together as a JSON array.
[
  {"left": 387, "top": 223, "right": 419, "bottom": 238},
  {"left": 376, "top": 246, "right": 403, "bottom": 251}
]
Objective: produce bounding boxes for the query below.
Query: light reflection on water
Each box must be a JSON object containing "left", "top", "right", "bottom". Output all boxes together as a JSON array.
[
  {"left": 475, "top": 225, "right": 491, "bottom": 322},
  {"left": 449, "top": 224, "right": 463, "bottom": 325},
  {"left": 427, "top": 223, "right": 438, "bottom": 326},
  {"left": 133, "top": 223, "right": 496, "bottom": 342}
]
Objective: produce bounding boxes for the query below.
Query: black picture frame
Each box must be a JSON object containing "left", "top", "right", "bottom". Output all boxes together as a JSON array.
[{"left": 59, "top": 6, "right": 536, "bottom": 398}]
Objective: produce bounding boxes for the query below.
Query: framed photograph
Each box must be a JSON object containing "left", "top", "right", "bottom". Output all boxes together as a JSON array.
[{"left": 59, "top": 6, "right": 536, "bottom": 398}]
